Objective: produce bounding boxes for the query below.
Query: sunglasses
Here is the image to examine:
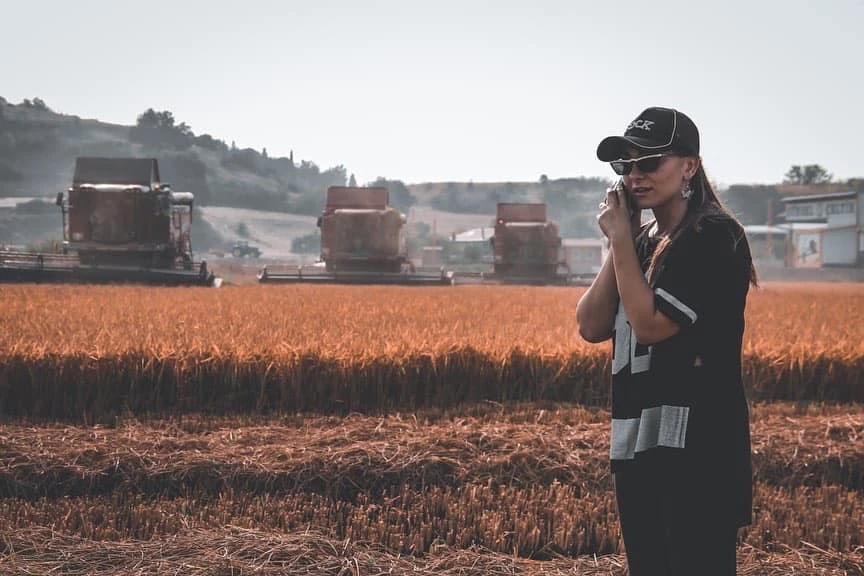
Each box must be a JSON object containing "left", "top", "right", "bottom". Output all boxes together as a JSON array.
[{"left": 610, "top": 153, "right": 675, "bottom": 176}]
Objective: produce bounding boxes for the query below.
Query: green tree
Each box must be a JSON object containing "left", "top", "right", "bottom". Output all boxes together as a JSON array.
[
  {"left": 291, "top": 232, "right": 321, "bottom": 254},
  {"left": 349, "top": 173, "right": 357, "bottom": 187},
  {"left": 131, "top": 108, "right": 192, "bottom": 150},
  {"left": 845, "top": 178, "right": 864, "bottom": 191},
  {"left": 156, "top": 110, "right": 176, "bottom": 129},
  {"left": 722, "top": 185, "right": 781, "bottom": 225},
  {"left": 135, "top": 108, "right": 178, "bottom": 130},
  {"left": 195, "top": 133, "right": 227, "bottom": 151},
  {"left": 464, "top": 243, "right": 484, "bottom": 263},
  {"left": 161, "top": 152, "right": 212, "bottom": 204},
  {"left": 369, "top": 177, "right": 416, "bottom": 213},
  {"left": 137, "top": 108, "right": 159, "bottom": 127},
  {"left": 321, "top": 165, "right": 347, "bottom": 188},
  {"left": 784, "top": 164, "right": 832, "bottom": 185},
  {"left": 221, "top": 148, "right": 261, "bottom": 173}
]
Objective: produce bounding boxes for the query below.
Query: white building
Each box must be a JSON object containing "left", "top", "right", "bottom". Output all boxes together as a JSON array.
[
  {"left": 561, "top": 238, "right": 607, "bottom": 275},
  {"left": 448, "top": 227, "right": 495, "bottom": 264},
  {"left": 780, "top": 191, "right": 863, "bottom": 267},
  {"left": 451, "top": 227, "right": 495, "bottom": 244},
  {"left": 741, "top": 224, "right": 789, "bottom": 268}
]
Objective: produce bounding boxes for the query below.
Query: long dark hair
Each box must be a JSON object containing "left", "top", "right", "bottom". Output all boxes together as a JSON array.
[{"left": 645, "top": 161, "right": 758, "bottom": 287}]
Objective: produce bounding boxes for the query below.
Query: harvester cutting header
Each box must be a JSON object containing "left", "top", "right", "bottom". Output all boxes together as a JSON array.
[
  {"left": 0, "top": 157, "right": 218, "bottom": 286},
  {"left": 258, "top": 186, "right": 453, "bottom": 285}
]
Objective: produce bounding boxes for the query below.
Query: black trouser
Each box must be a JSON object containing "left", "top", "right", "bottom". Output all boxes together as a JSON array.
[{"left": 614, "top": 468, "right": 740, "bottom": 576}]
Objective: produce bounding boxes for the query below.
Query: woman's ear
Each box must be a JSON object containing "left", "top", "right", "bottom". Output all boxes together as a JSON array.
[{"left": 684, "top": 156, "right": 700, "bottom": 180}]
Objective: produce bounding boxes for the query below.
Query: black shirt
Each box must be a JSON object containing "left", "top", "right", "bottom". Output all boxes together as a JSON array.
[{"left": 609, "top": 214, "right": 754, "bottom": 527}]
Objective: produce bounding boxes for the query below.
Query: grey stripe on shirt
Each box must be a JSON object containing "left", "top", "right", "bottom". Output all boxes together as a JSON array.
[{"left": 611, "top": 405, "right": 690, "bottom": 460}]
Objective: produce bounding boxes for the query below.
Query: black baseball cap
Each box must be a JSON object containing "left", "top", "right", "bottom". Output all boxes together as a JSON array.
[{"left": 596, "top": 107, "right": 700, "bottom": 161}]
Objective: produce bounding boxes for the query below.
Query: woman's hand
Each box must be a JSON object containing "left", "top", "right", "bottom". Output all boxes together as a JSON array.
[{"left": 597, "top": 184, "right": 637, "bottom": 242}]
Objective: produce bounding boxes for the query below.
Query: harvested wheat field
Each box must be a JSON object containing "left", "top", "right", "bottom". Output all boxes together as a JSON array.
[{"left": 0, "top": 282, "right": 862, "bottom": 574}]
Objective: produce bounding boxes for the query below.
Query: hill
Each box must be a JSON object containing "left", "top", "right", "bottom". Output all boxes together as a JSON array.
[
  {"left": 407, "top": 177, "right": 612, "bottom": 238},
  {"left": 0, "top": 97, "right": 615, "bottom": 250},
  {"left": 4, "top": 96, "right": 859, "bottom": 256},
  {"left": 0, "top": 97, "right": 347, "bottom": 214}
]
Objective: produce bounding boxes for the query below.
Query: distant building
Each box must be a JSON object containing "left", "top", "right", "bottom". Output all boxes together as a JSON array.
[
  {"left": 451, "top": 227, "right": 495, "bottom": 243},
  {"left": 779, "top": 191, "right": 863, "bottom": 267},
  {"left": 561, "top": 238, "right": 607, "bottom": 276},
  {"left": 448, "top": 227, "right": 494, "bottom": 264},
  {"left": 420, "top": 245, "right": 444, "bottom": 267},
  {"left": 741, "top": 225, "right": 790, "bottom": 268}
]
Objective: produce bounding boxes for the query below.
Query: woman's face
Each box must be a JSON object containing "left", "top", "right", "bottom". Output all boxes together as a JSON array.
[{"left": 621, "top": 148, "right": 698, "bottom": 210}]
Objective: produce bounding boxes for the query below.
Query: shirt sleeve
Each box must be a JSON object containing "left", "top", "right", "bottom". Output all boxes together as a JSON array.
[{"left": 652, "top": 219, "right": 750, "bottom": 329}]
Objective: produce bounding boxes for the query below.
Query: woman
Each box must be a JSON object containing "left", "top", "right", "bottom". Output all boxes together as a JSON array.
[{"left": 575, "top": 107, "right": 756, "bottom": 575}]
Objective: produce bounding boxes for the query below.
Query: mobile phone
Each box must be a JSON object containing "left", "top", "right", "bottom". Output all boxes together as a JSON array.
[{"left": 611, "top": 178, "right": 636, "bottom": 216}]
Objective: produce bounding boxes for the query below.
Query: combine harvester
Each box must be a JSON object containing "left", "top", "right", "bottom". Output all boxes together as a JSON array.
[
  {"left": 453, "top": 202, "right": 579, "bottom": 286},
  {"left": 257, "top": 186, "right": 453, "bottom": 286},
  {"left": 0, "top": 157, "right": 218, "bottom": 286}
]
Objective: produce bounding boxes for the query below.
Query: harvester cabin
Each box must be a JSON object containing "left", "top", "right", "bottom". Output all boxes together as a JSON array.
[
  {"left": 59, "top": 157, "right": 195, "bottom": 267},
  {"left": 318, "top": 186, "right": 407, "bottom": 272},
  {"left": 496, "top": 202, "right": 547, "bottom": 224},
  {"left": 324, "top": 186, "right": 389, "bottom": 210},
  {"left": 72, "top": 157, "right": 160, "bottom": 188},
  {"left": 492, "top": 203, "right": 562, "bottom": 277}
]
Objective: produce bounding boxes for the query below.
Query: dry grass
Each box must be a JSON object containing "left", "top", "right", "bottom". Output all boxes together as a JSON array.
[
  {"left": 0, "top": 526, "right": 861, "bottom": 576},
  {"left": 0, "top": 404, "right": 861, "bottom": 555},
  {"left": 0, "top": 403, "right": 861, "bottom": 500},
  {"left": 2, "top": 485, "right": 861, "bottom": 556}
]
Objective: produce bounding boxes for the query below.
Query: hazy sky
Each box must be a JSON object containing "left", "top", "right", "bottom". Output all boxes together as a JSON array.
[{"left": 2, "top": 0, "right": 862, "bottom": 186}]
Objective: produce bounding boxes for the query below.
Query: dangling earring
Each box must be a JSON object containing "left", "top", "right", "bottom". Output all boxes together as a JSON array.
[{"left": 681, "top": 181, "right": 693, "bottom": 200}]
